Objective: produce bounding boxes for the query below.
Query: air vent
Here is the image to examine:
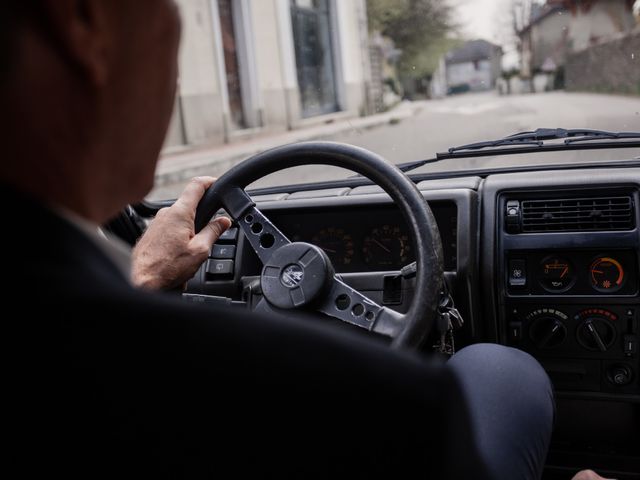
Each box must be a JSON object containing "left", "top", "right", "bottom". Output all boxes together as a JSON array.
[{"left": 520, "top": 196, "right": 635, "bottom": 233}]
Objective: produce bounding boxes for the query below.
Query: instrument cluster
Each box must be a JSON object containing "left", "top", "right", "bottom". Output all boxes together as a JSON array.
[
  {"left": 266, "top": 203, "right": 458, "bottom": 273},
  {"left": 306, "top": 225, "right": 412, "bottom": 270}
]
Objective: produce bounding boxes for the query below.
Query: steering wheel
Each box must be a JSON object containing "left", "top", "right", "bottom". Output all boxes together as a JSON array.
[{"left": 194, "top": 142, "right": 443, "bottom": 349}]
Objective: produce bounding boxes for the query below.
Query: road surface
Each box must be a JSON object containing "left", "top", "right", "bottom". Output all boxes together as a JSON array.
[{"left": 151, "top": 91, "right": 640, "bottom": 198}]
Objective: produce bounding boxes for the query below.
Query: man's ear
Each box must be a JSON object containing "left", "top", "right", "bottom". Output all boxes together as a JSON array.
[{"left": 40, "top": 0, "right": 113, "bottom": 87}]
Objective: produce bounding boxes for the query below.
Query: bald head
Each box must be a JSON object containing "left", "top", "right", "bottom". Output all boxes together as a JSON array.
[{"left": 0, "top": 0, "right": 181, "bottom": 223}]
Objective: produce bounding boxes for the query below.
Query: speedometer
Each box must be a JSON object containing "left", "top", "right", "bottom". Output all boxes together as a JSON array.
[
  {"left": 311, "top": 228, "right": 354, "bottom": 267},
  {"left": 362, "top": 225, "right": 410, "bottom": 268}
]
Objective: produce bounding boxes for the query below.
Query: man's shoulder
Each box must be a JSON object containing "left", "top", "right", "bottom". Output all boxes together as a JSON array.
[{"left": 3, "top": 185, "right": 128, "bottom": 289}]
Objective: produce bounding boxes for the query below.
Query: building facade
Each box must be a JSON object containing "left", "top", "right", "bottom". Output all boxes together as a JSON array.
[
  {"left": 430, "top": 40, "right": 503, "bottom": 97},
  {"left": 164, "top": 0, "right": 372, "bottom": 150},
  {"left": 519, "top": 0, "right": 637, "bottom": 78}
]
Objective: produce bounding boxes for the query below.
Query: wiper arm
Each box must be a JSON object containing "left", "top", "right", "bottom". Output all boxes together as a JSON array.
[
  {"left": 398, "top": 157, "right": 439, "bottom": 173},
  {"left": 448, "top": 128, "right": 640, "bottom": 153}
]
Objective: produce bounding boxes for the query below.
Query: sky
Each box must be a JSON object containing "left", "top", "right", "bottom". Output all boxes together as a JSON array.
[
  {"left": 452, "top": 0, "right": 521, "bottom": 68},
  {"left": 453, "top": 0, "right": 512, "bottom": 43}
]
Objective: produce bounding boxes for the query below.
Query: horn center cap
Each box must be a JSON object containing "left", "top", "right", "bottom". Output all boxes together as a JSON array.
[
  {"left": 261, "top": 243, "right": 334, "bottom": 310},
  {"left": 281, "top": 264, "right": 305, "bottom": 288}
]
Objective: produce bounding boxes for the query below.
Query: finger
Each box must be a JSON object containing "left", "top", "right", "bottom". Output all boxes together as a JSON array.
[
  {"left": 191, "top": 217, "right": 232, "bottom": 252},
  {"left": 174, "top": 176, "right": 217, "bottom": 212},
  {"left": 571, "top": 470, "right": 613, "bottom": 480}
]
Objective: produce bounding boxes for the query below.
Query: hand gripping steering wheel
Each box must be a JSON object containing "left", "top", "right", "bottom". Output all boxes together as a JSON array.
[{"left": 194, "top": 142, "right": 443, "bottom": 349}]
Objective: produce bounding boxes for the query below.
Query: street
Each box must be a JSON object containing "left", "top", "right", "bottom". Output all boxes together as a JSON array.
[{"left": 150, "top": 91, "right": 640, "bottom": 199}]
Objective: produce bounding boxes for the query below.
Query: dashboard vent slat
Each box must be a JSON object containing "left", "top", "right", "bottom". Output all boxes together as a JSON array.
[{"left": 520, "top": 196, "right": 635, "bottom": 233}]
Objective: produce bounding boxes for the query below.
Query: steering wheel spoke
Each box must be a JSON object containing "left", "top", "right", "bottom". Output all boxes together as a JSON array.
[
  {"left": 237, "top": 205, "right": 291, "bottom": 265},
  {"left": 317, "top": 276, "right": 404, "bottom": 336}
]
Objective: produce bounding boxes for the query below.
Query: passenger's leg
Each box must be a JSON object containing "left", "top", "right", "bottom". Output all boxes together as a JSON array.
[{"left": 447, "top": 343, "right": 555, "bottom": 480}]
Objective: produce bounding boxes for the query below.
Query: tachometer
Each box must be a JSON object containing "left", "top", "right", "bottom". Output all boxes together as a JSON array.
[
  {"left": 311, "top": 228, "right": 354, "bottom": 267},
  {"left": 362, "top": 225, "right": 410, "bottom": 268},
  {"left": 590, "top": 256, "right": 625, "bottom": 293}
]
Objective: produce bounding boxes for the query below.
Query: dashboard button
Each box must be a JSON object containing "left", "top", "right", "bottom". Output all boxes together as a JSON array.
[
  {"left": 218, "top": 227, "right": 238, "bottom": 242},
  {"left": 206, "top": 259, "right": 234, "bottom": 276},
  {"left": 211, "top": 244, "right": 236, "bottom": 259},
  {"left": 508, "top": 321, "right": 522, "bottom": 342},
  {"left": 506, "top": 200, "right": 521, "bottom": 233},
  {"left": 623, "top": 335, "right": 637, "bottom": 357},
  {"left": 508, "top": 259, "right": 527, "bottom": 287}
]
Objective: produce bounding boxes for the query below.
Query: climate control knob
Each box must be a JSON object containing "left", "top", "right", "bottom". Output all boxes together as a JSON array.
[
  {"left": 576, "top": 318, "right": 616, "bottom": 352},
  {"left": 528, "top": 312, "right": 568, "bottom": 350}
]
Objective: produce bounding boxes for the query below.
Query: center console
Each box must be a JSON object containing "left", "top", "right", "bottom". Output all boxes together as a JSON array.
[
  {"left": 495, "top": 188, "right": 640, "bottom": 398},
  {"left": 478, "top": 167, "right": 640, "bottom": 403}
]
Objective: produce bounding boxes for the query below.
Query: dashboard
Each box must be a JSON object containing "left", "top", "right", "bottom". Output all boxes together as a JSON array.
[
  {"left": 188, "top": 170, "right": 640, "bottom": 399},
  {"left": 180, "top": 164, "right": 640, "bottom": 478}
]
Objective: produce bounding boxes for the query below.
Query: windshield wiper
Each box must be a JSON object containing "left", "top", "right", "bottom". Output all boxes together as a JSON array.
[
  {"left": 397, "top": 128, "right": 640, "bottom": 173},
  {"left": 448, "top": 128, "right": 640, "bottom": 153},
  {"left": 563, "top": 131, "right": 640, "bottom": 144}
]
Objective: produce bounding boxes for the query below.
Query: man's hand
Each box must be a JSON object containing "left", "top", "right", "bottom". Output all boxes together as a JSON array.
[
  {"left": 132, "top": 177, "right": 231, "bottom": 290},
  {"left": 571, "top": 470, "right": 615, "bottom": 480}
]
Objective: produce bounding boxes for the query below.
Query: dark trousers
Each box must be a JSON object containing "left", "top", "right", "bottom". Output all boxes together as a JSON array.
[{"left": 448, "top": 344, "right": 555, "bottom": 480}]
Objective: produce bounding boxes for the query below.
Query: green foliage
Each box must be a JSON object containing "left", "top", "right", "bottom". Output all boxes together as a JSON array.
[
  {"left": 367, "top": 0, "right": 454, "bottom": 77},
  {"left": 502, "top": 68, "right": 521, "bottom": 80}
]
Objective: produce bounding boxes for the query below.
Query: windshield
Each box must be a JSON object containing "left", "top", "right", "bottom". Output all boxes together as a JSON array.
[{"left": 149, "top": 0, "right": 640, "bottom": 200}]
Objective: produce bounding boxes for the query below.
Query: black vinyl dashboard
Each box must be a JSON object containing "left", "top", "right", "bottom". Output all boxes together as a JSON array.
[
  {"left": 180, "top": 163, "right": 640, "bottom": 476},
  {"left": 186, "top": 167, "right": 640, "bottom": 396}
]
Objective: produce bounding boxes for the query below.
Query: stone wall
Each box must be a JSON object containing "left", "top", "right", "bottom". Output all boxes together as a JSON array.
[{"left": 566, "top": 29, "right": 640, "bottom": 95}]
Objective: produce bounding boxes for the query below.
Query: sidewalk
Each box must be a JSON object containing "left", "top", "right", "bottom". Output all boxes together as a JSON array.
[{"left": 154, "top": 100, "right": 425, "bottom": 190}]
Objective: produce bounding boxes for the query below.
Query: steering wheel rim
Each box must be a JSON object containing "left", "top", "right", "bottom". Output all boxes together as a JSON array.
[{"left": 194, "top": 142, "right": 443, "bottom": 349}]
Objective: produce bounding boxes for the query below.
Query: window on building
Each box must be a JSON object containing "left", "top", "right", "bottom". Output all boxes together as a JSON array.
[
  {"left": 219, "top": 0, "right": 246, "bottom": 129},
  {"left": 290, "top": 0, "right": 339, "bottom": 118}
]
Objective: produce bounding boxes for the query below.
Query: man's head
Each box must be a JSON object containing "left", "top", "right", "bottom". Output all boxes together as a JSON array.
[{"left": 0, "top": 0, "right": 181, "bottom": 223}]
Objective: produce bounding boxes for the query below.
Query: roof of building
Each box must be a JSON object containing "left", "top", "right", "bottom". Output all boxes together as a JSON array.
[
  {"left": 519, "top": 3, "right": 564, "bottom": 34},
  {"left": 519, "top": 0, "right": 636, "bottom": 35},
  {"left": 445, "top": 39, "right": 502, "bottom": 65}
]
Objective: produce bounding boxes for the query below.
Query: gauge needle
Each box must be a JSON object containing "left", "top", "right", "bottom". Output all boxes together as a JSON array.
[
  {"left": 592, "top": 270, "right": 604, "bottom": 274},
  {"left": 372, "top": 238, "right": 391, "bottom": 253},
  {"left": 561, "top": 266, "right": 568, "bottom": 278},
  {"left": 322, "top": 247, "right": 337, "bottom": 254}
]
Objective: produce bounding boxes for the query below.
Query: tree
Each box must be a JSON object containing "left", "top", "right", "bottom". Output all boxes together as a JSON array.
[
  {"left": 367, "top": 0, "right": 455, "bottom": 78},
  {"left": 511, "top": 0, "right": 535, "bottom": 33},
  {"left": 508, "top": 0, "right": 545, "bottom": 77}
]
